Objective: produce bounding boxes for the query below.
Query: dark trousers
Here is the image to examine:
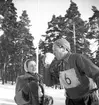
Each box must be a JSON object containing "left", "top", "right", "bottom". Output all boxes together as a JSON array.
[{"left": 65, "top": 92, "right": 99, "bottom": 105}]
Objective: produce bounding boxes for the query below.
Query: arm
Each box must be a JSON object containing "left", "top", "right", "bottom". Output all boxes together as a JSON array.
[
  {"left": 15, "top": 76, "right": 29, "bottom": 94},
  {"left": 15, "top": 77, "right": 21, "bottom": 94},
  {"left": 76, "top": 54, "right": 99, "bottom": 87}
]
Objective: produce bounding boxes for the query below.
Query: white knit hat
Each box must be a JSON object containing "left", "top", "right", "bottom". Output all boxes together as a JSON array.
[
  {"left": 24, "top": 59, "right": 36, "bottom": 72},
  {"left": 24, "top": 59, "right": 30, "bottom": 72}
]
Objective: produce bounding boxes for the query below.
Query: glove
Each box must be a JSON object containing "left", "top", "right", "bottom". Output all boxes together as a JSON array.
[
  {"left": 22, "top": 84, "right": 30, "bottom": 101},
  {"left": 22, "top": 84, "right": 29, "bottom": 94}
]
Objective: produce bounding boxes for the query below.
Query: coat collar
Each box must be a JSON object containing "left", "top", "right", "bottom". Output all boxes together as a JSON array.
[
  {"left": 24, "top": 72, "right": 37, "bottom": 79},
  {"left": 62, "top": 52, "right": 71, "bottom": 63}
]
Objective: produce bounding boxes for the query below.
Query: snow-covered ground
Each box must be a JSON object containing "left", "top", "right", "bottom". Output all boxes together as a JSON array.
[
  {"left": 45, "top": 86, "right": 65, "bottom": 105},
  {"left": 0, "top": 82, "right": 16, "bottom": 105},
  {"left": 0, "top": 82, "right": 65, "bottom": 105}
]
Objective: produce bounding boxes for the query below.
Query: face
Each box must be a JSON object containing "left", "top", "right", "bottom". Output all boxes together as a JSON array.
[
  {"left": 53, "top": 43, "right": 68, "bottom": 60},
  {"left": 27, "top": 61, "right": 36, "bottom": 73}
]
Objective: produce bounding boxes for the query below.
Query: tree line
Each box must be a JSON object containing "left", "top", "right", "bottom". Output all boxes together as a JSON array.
[{"left": 0, "top": 0, "right": 99, "bottom": 86}]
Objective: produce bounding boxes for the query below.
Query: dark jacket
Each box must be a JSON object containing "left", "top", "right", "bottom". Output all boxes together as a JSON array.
[
  {"left": 49, "top": 53, "right": 99, "bottom": 99},
  {"left": 15, "top": 72, "right": 42, "bottom": 105}
]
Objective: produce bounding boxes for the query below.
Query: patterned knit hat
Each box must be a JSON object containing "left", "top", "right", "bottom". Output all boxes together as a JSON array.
[{"left": 54, "top": 38, "right": 71, "bottom": 51}]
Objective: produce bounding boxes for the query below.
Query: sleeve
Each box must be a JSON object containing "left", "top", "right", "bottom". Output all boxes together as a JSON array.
[
  {"left": 15, "top": 76, "right": 29, "bottom": 95},
  {"left": 15, "top": 77, "right": 21, "bottom": 94},
  {"left": 76, "top": 54, "right": 99, "bottom": 87},
  {"left": 22, "top": 85, "right": 30, "bottom": 101},
  {"left": 29, "top": 81, "right": 39, "bottom": 103},
  {"left": 44, "top": 67, "right": 54, "bottom": 86}
]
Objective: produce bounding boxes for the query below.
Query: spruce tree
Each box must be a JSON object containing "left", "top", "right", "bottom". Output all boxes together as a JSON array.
[
  {"left": 16, "top": 10, "right": 36, "bottom": 74},
  {"left": 0, "top": 0, "right": 18, "bottom": 84}
]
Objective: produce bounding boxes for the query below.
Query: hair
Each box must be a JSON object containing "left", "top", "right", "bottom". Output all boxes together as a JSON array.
[{"left": 54, "top": 38, "right": 71, "bottom": 52}]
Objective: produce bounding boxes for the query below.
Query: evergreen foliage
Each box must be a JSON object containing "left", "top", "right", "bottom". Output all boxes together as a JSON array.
[{"left": 0, "top": 0, "right": 36, "bottom": 84}]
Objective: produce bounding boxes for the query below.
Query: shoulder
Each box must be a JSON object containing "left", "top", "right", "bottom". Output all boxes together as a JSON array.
[
  {"left": 70, "top": 53, "right": 86, "bottom": 59},
  {"left": 16, "top": 75, "right": 24, "bottom": 81},
  {"left": 16, "top": 75, "right": 26, "bottom": 85},
  {"left": 16, "top": 73, "right": 31, "bottom": 83},
  {"left": 71, "top": 53, "right": 92, "bottom": 65},
  {"left": 69, "top": 53, "right": 88, "bottom": 64},
  {"left": 71, "top": 53, "right": 81, "bottom": 57},
  {"left": 69, "top": 53, "right": 81, "bottom": 60}
]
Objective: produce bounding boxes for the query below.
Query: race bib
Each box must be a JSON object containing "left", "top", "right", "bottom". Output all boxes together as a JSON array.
[{"left": 59, "top": 68, "right": 80, "bottom": 89}]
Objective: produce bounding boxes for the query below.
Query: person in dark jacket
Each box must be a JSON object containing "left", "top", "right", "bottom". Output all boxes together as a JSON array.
[
  {"left": 15, "top": 59, "right": 43, "bottom": 105},
  {"left": 51, "top": 38, "right": 99, "bottom": 105}
]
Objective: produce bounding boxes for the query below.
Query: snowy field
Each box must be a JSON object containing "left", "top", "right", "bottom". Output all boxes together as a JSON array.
[{"left": 0, "top": 82, "right": 65, "bottom": 105}]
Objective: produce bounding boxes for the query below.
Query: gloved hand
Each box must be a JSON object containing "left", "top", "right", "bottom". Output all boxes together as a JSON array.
[
  {"left": 22, "top": 84, "right": 29, "bottom": 94},
  {"left": 22, "top": 84, "right": 30, "bottom": 101}
]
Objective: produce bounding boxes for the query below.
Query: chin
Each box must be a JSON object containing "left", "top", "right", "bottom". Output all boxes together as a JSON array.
[{"left": 33, "top": 71, "right": 36, "bottom": 73}]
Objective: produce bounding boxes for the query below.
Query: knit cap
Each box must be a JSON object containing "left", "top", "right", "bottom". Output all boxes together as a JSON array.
[
  {"left": 24, "top": 59, "right": 30, "bottom": 72},
  {"left": 54, "top": 38, "right": 71, "bottom": 51},
  {"left": 24, "top": 59, "right": 36, "bottom": 72}
]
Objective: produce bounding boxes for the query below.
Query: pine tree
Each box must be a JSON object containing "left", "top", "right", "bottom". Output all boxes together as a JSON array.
[
  {"left": 16, "top": 10, "right": 36, "bottom": 74},
  {"left": 40, "top": 0, "right": 90, "bottom": 55},
  {"left": 88, "top": 6, "right": 99, "bottom": 65},
  {"left": 0, "top": 0, "right": 18, "bottom": 84}
]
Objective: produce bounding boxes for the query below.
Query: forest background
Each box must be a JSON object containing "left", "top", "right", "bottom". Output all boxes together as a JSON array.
[{"left": 0, "top": 0, "right": 99, "bottom": 86}]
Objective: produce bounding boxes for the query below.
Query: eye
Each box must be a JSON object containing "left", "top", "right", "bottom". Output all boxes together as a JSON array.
[
  {"left": 57, "top": 44, "right": 63, "bottom": 48},
  {"left": 66, "top": 48, "right": 68, "bottom": 51}
]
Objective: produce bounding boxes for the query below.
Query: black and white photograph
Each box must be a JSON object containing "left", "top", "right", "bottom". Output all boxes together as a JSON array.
[{"left": 0, "top": 0, "right": 99, "bottom": 105}]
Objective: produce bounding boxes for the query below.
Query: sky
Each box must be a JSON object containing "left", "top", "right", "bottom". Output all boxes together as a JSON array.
[{"left": 13, "top": 0, "right": 99, "bottom": 50}]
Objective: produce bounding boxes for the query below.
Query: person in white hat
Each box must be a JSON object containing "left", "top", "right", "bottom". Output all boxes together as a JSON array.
[
  {"left": 15, "top": 59, "right": 54, "bottom": 105},
  {"left": 15, "top": 59, "right": 43, "bottom": 105},
  {"left": 51, "top": 38, "right": 99, "bottom": 105}
]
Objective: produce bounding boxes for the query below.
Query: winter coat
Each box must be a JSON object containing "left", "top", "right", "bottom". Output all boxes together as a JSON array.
[
  {"left": 15, "top": 72, "right": 42, "bottom": 105},
  {"left": 59, "top": 53, "right": 99, "bottom": 99}
]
